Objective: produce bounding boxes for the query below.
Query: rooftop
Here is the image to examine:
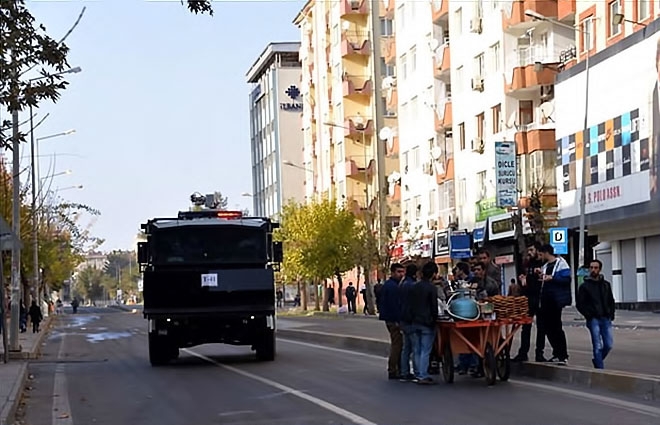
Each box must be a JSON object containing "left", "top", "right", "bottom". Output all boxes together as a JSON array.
[{"left": 245, "top": 42, "right": 301, "bottom": 83}]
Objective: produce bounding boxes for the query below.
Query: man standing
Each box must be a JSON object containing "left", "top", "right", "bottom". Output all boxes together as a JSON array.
[
  {"left": 477, "top": 248, "right": 502, "bottom": 288},
  {"left": 378, "top": 263, "right": 405, "bottom": 379},
  {"left": 399, "top": 264, "right": 418, "bottom": 382},
  {"left": 345, "top": 282, "right": 357, "bottom": 314},
  {"left": 577, "top": 259, "right": 615, "bottom": 369},
  {"left": 514, "top": 242, "right": 546, "bottom": 362},
  {"left": 403, "top": 262, "right": 439, "bottom": 385},
  {"left": 471, "top": 262, "right": 500, "bottom": 300},
  {"left": 538, "top": 244, "right": 572, "bottom": 365}
]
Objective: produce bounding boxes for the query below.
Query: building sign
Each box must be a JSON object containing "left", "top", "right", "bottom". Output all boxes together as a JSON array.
[
  {"left": 434, "top": 230, "right": 450, "bottom": 257},
  {"left": 494, "top": 141, "right": 518, "bottom": 208},
  {"left": 280, "top": 84, "right": 303, "bottom": 111},
  {"left": 475, "top": 198, "right": 507, "bottom": 222},
  {"left": 488, "top": 212, "right": 516, "bottom": 241},
  {"left": 449, "top": 231, "right": 471, "bottom": 259}
]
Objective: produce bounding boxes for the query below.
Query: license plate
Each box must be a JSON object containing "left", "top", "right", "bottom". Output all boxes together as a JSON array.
[{"left": 201, "top": 273, "right": 218, "bottom": 287}]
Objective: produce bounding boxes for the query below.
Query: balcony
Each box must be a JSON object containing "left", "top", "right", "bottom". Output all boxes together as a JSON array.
[
  {"left": 341, "top": 36, "right": 372, "bottom": 58},
  {"left": 384, "top": 0, "right": 395, "bottom": 19},
  {"left": 435, "top": 157, "right": 454, "bottom": 184},
  {"left": 386, "top": 135, "right": 399, "bottom": 157},
  {"left": 557, "top": 0, "right": 575, "bottom": 22},
  {"left": 502, "top": 0, "right": 558, "bottom": 29},
  {"left": 433, "top": 45, "right": 451, "bottom": 79},
  {"left": 340, "top": 0, "right": 369, "bottom": 17},
  {"left": 345, "top": 156, "right": 372, "bottom": 179},
  {"left": 344, "top": 117, "right": 374, "bottom": 138},
  {"left": 506, "top": 64, "right": 556, "bottom": 93},
  {"left": 435, "top": 100, "right": 452, "bottom": 131},
  {"left": 386, "top": 86, "right": 398, "bottom": 109},
  {"left": 431, "top": 0, "right": 449, "bottom": 23},
  {"left": 514, "top": 126, "right": 556, "bottom": 154},
  {"left": 388, "top": 182, "right": 401, "bottom": 201},
  {"left": 384, "top": 37, "right": 396, "bottom": 64},
  {"left": 343, "top": 76, "right": 373, "bottom": 98}
]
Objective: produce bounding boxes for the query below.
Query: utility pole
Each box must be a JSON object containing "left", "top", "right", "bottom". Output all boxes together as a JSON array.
[
  {"left": 10, "top": 106, "right": 22, "bottom": 352},
  {"left": 30, "top": 100, "right": 40, "bottom": 308},
  {"left": 369, "top": 0, "right": 388, "bottom": 252}
]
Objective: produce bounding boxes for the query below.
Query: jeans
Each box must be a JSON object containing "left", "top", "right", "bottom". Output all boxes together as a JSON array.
[
  {"left": 458, "top": 354, "right": 478, "bottom": 371},
  {"left": 410, "top": 324, "right": 435, "bottom": 380},
  {"left": 540, "top": 298, "right": 568, "bottom": 360},
  {"left": 386, "top": 322, "right": 403, "bottom": 376},
  {"left": 587, "top": 318, "right": 613, "bottom": 369},
  {"left": 400, "top": 324, "right": 419, "bottom": 377}
]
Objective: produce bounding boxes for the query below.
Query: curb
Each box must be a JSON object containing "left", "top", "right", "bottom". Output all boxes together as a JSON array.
[
  {"left": 277, "top": 328, "right": 660, "bottom": 402},
  {"left": 0, "top": 362, "right": 27, "bottom": 425},
  {"left": 293, "top": 311, "right": 660, "bottom": 331},
  {"left": 7, "top": 315, "right": 55, "bottom": 360}
]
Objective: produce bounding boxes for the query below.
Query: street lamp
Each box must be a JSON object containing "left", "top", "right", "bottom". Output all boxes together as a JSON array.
[{"left": 525, "top": 10, "right": 592, "bottom": 297}]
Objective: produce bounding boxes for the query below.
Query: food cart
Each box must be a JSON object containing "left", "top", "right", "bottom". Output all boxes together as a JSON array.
[{"left": 436, "top": 295, "right": 532, "bottom": 386}]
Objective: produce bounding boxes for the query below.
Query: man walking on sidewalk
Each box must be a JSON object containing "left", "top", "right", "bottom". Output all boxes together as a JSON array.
[
  {"left": 514, "top": 242, "right": 547, "bottom": 362},
  {"left": 577, "top": 259, "right": 615, "bottom": 369},
  {"left": 399, "top": 264, "right": 419, "bottom": 382},
  {"left": 379, "top": 263, "right": 406, "bottom": 380}
]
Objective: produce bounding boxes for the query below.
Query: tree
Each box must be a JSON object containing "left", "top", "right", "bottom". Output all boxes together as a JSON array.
[
  {"left": 73, "top": 266, "right": 110, "bottom": 302},
  {"left": 103, "top": 250, "right": 140, "bottom": 298},
  {"left": 1, "top": 0, "right": 73, "bottom": 147},
  {"left": 185, "top": 0, "right": 213, "bottom": 15},
  {"left": 213, "top": 191, "right": 229, "bottom": 210}
]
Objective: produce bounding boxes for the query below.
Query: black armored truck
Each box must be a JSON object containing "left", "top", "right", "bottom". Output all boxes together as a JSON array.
[{"left": 137, "top": 196, "right": 283, "bottom": 366}]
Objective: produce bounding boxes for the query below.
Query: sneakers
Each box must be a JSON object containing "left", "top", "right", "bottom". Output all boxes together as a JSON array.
[
  {"left": 416, "top": 377, "right": 436, "bottom": 385},
  {"left": 547, "top": 357, "right": 568, "bottom": 366},
  {"left": 399, "top": 374, "right": 416, "bottom": 382}
]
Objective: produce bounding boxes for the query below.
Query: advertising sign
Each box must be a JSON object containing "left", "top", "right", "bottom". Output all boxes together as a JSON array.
[{"left": 494, "top": 142, "right": 518, "bottom": 208}]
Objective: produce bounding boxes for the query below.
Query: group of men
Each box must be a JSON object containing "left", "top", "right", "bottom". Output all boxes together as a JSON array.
[{"left": 376, "top": 242, "right": 618, "bottom": 384}]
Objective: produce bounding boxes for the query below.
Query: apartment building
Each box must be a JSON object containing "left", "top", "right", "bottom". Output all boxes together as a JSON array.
[
  {"left": 553, "top": 1, "right": 660, "bottom": 308},
  {"left": 293, "top": 0, "right": 400, "bottom": 233},
  {"left": 246, "top": 42, "right": 305, "bottom": 219}
]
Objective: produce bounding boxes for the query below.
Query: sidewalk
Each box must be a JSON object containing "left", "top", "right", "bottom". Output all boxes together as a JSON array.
[{"left": 0, "top": 315, "right": 54, "bottom": 425}]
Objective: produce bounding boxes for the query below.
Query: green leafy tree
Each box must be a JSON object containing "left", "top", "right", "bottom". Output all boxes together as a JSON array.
[
  {"left": 185, "top": 0, "right": 213, "bottom": 15},
  {"left": 73, "top": 266, "right": 110, "bottom": 302},
  {"left": 103, "top": 250, "right": 140, "bottom": 297}
]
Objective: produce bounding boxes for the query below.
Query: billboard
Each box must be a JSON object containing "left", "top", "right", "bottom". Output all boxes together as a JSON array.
[
  {"left": 555, "top": 31, "right": 660, "bottom": 227},
  {"left": 494, "top": 141, "right": 518, "bottom": 208}
]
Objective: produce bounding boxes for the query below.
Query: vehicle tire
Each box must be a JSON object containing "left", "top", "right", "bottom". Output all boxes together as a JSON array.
[
  {"left": 441, "top": 343, "right": 454, "bottom": 384},
  {"left": 483, "top": 343, "right": 497, "bottom": 386},
  {"left": 148, "top": 333, "right": 170, "bottom": 366},
  {"left": 496, "top": 339, "right": 511, "bottom": 382},
  {"left": 255, "top": 329, "right": 276, "bottom": 361}
]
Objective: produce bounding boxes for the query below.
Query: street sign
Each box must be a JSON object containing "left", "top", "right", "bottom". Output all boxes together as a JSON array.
[{"left": 549, "top": 227, "right": 569, "bottom": 255}]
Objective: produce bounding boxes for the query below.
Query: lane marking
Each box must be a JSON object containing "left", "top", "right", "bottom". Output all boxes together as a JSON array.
[
  {"left": 52, "top": 334, "right": 73, "bottom": 425},
  {"left": 182, "top": 348, "right": 377, "bottom": 425},
  {"left": 278, "top": 339, "right": 660, "bottom": 418}
]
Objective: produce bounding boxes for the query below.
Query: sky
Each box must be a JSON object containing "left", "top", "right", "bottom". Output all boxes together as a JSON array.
[{"left": 16, "top": 0, "right": 303, "bottom": 251}]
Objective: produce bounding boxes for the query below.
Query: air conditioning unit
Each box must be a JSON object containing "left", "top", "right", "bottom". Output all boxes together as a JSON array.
[
  {"left": 423, "top": 162, "right": 434, "bottom": 175},
  {"left": 427, "top": 219, "right": 437, "bottom": 230},
  {"left": 470, "top": 18, "right": 482, "bottom": 34},
  {"left": 471, "top": 77, "right": 484, "bottom": 92},
  {"left": 473, "top": 138, "right": 485, "bottom": 154}
]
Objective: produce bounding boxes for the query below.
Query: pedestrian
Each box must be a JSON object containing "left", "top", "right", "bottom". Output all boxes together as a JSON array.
[
  {"left": 477, "top": 248, "right": 502, "bottom": 288},
  {"left": 19, "top": 300, "right": 27, "bottom": 333},
  {"left": 28, "top": 300, "right": 42, "bottom": 333},
  {"left": 402, "top": 261, "right": 439, "bottom": 385},
  {"left": 514, "top": 242, "right": 547, "bottom": 362},
  {"left": 327, "top": 284, "right": 335, "bottom": 306},
  {"left": 56, "top": 298, "right": 64, "bottom": 315},
  {"left": 538, "top": 244, "right": 572, "bottom": 365},
  {"left": 345, "top": 282, "right": 357, "bottom": 314},
  {"left": 378, "top": 263, "right": 405, "bottom": 380},
  {"left": 399, "top": 264, "right": 419, "bottom": 382},
  {"left": 577, "top": 259, "right": 615, "bottom": 369}
]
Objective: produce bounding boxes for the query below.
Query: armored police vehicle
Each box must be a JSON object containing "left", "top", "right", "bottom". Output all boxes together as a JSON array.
[{"left": 137, "top": 193, "right": 282, "bottom": 366}]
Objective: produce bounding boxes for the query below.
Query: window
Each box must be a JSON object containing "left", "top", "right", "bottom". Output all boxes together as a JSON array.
[
  {"left": 474, "top": 53, "right": 485, "bottom": 78},
  {"left": 411, "top": 96, "right": 418, "bottom": 121},
  {"left": 380, "top": 18, "right": 394, "bottom": 36},
  {"left": 332, "top": 24, "right": 340, "bottom": 45},
  {"left": 380, "top": 57, "right": 395, "bottom": 77},
  {"left": 528, "top": 150, "right": 557, "bottom": 191},
  {"left": 412, "top": 146, "right": 420, "bottom": 169},
  {"left": 490, "top": 43, "right": 500, "bottom": 72},
  {"left": 400, "top": 53, "right": 408, "bottom": 79},
  {"left": 476, "top": 113, "right": 485, "bottom": 141},
  {"left": 410, "top": 46, "right": 417, "bottom": 72},
  {"left": 477, "top": 170, "right": 487, "bottom": 198},
  {"left": 581, "top": 16, "right": 595, "bottom": 52},
  {"left": 414, "top": 195, "right": 422, "bottom": 219},
  {"left": 637, "top": 0, "right": 650, "bottom": 21},
  {"left": 454, "top": 8, "right": 463, "bottom": 35},
  {"left": 398, "top": 3, "right": 406, "bottom": 28},
  {"left": 403, "top": 198, "right": 412, "bottom": 222},
  {"left": 475, "top": 0, "right": 484, "bottom": 17},
  {"left": 492, "top": 104, "right": 502, "bottom": 133},
  {"left": 458, "top": 123, "right": 466, "bottom": 150},
  {"left": 455, "top": 66, "right": 464, "bottom": 91},
  {"left": 457, "top": 178, "right": 467, "bottom": 205},
  {"left": 608, "top": 1, "right": 622, "bottom": 37},
  {"left": 429, "top": 189, "right": 436, "bottom": 215},
  {"left": 519, "top": 100, "right": 534, "bottom": 126}
]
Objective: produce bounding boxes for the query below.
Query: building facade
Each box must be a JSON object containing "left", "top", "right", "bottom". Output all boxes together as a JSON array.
[
  {"left": 246, "top": 42, "right": 305, "bottom": 219},
  {"left": 555, "top": 2, "right": 660, "bottom": 307},
  {"left": 294, "top": 0, "right": 400, "bottom": 233}
]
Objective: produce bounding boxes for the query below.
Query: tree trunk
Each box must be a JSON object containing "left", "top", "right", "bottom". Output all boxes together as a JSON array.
[
  {"left": 300, "top": 280, "right": 308, "bottom": 311},
  {"left": 364, "top": 269, "right": 376, "bottom": 316},
  {"left": 314, "top": 279, "right": 321, "bottom": 311},
  {"left": 322, "top": 281, "right": 329, "bottom": 312},
  {"left": 334, "top": 269, "right": 344, "bottom": 308}
]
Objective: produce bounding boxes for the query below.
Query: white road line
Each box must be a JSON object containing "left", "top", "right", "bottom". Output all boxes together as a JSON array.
[
  {"left": 278, "top": 339, "right": 660, "bottom": 418},
  {"left": 52, "top": 335, "right": 73, "bottom": 425},
  {"left": 182, "top": 348, "right": 377, "bottom": 425}
]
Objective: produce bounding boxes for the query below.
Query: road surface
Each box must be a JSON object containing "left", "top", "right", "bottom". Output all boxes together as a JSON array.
[{"left": 15, "top": 308, "right": 660, "bottom": 425}]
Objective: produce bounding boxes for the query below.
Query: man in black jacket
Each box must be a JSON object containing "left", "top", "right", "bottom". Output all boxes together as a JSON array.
[
  {"left": 577, "top": 259, "right": 616, "bottom": 369},
  {"left": 514, "top": 242, "right": 547, "bottom": 362},
  {"left": 402, "top": 261, "right": 439, "bottom": 385}
]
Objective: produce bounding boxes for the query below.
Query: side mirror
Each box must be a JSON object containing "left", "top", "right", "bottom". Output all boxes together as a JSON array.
[
  {"left": 137, "top": 242, "right": 148, "bottom": 264},
  {"left": 273, "top": 241, "right": 283, "bottom": 263}
]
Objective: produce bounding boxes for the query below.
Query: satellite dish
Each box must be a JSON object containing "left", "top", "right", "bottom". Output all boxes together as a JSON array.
[
  {"left": 379, "top": 127, "right": 393, "bottom": 141},
  {"left": 539, "top": 102, "right": 555, "bottom": 121},
  {"left": 428, "top": 38, "right": 440, "bottom": 53},
  {"left": 505, "top": 113, "right": 517, "bottom": 129},
  {"left": 431, "top": 146, "right": 442, "bottom": 160},
  {"left": 381, "top": 76, "right": 395, "bottom": 90},
  {"left": 342, "top": 21, "right": 351, "bottom": 32}
]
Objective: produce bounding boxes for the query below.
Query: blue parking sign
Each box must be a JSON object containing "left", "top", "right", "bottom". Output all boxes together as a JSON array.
[{"left": 549, "top": 228, "right": 569, "bottom": 255}]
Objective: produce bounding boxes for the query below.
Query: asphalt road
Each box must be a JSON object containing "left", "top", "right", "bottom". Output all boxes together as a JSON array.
[
  {"left": 14, "top": 309, "right": 660, "bottom": 425},
  {"left": 279, "top": 316, "right": 660, "bottom": 377}
]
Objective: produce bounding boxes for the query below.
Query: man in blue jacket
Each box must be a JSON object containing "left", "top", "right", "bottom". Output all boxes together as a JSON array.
[{"left": 378, "top": 262, "right": 406, "bottom": 379}]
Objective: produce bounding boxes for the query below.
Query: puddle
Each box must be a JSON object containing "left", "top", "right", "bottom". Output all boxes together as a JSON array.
[
  {"left": 63, "top": 315, "right": 100, "bottom": 329},
  {"left": 85, "top": 331, "right": 133, "bottom": 343}
]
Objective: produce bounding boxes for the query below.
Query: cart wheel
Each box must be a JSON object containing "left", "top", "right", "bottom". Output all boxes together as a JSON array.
[
  {"left": 441, "top": 344, "right": 454, "bottom": 384},
  {"left": 483, "top": 343, "right": 497, "bottom": 386},
  {"left": 496, "top": 340, "right": 511, "bottom": 382}
]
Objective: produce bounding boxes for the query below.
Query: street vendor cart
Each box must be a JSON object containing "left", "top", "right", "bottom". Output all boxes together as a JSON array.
[{"left": 436, "top": 294, "right": 532, "bottom": 386}]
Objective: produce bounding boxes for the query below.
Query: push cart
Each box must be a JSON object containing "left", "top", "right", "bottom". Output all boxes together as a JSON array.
[{"left": 435, "top": 317, "right": 532, "bottom": 386}]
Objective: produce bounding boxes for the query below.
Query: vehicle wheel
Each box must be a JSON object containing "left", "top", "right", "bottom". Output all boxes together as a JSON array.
[
  {"left": 441, "top": 343, "right": 454, "bottom": 384},
  {"left": 496, "top": 340, "right": 511, "bottom": 382},
  {"left": 255, "top": 329, "right": 276, "bottom": 361},
  {"left": 483, "top": 343, "right": 497, "bottom": 386},
  {"left": 148, "top": 333, "right": 170, "bottom": 366}
]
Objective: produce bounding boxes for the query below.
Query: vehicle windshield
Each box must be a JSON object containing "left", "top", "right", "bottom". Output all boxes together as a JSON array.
[{"left": 152, "top": 225, "right": 267, "bottom": 265}]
